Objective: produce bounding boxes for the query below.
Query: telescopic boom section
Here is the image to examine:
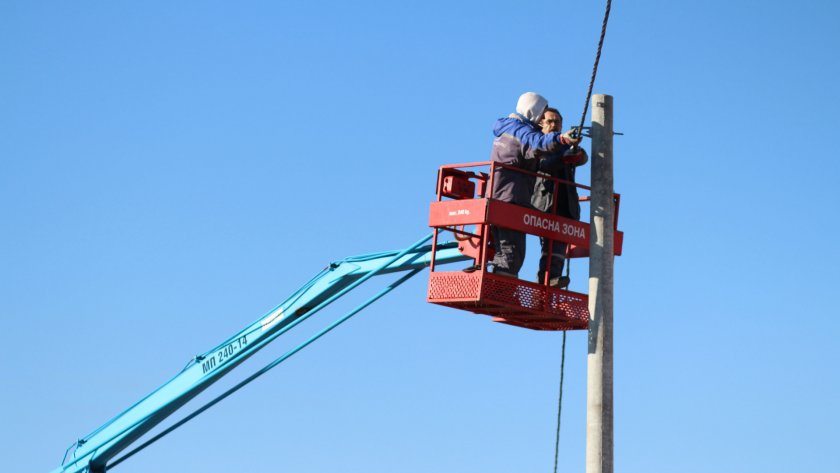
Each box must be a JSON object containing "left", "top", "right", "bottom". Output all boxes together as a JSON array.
[{"left": 53, "top": 239, "right": 469, "bottom": 473}]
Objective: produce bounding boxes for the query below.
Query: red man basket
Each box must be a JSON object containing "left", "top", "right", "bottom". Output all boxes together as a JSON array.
[{"left": 426, "top": 162, "right": 623, "bottom": 331}]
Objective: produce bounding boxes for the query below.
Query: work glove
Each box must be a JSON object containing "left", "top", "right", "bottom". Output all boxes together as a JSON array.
[{"left": 560, "top": 129, "right": 581, "bottom": 146}]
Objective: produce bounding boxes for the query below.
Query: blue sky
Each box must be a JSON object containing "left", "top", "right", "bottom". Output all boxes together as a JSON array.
[{"left": 2, "top": 1, "right": 839, "bottom": 472}]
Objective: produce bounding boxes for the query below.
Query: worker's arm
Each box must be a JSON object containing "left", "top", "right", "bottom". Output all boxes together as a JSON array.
[{"left": 510, "top": 126, "right": 581, "bottom": 161}]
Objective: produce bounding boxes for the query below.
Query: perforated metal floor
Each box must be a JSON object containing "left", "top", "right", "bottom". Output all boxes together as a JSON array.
[{"left": 427, "top": 271, "right": 589, "bottom": 331}]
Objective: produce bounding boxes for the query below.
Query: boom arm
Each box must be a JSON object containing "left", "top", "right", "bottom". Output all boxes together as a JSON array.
[{"left": 53, "top": 236, "right": 468, "bottom": 473}]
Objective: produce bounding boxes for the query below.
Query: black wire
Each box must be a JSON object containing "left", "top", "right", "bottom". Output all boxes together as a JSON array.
[
  {"left": 550, "top": 3, "right": 613, "bottom": 461},
  {"left": 576, "top": 0, "right": 613, "bottom": 136},
  {"left": 552, "top": 331, "right": 567, "bottom": 473}
]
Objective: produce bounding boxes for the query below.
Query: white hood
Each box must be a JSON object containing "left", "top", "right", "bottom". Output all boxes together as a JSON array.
[{"left": 515, "top": 92, "right": 548, "bottom": 124}]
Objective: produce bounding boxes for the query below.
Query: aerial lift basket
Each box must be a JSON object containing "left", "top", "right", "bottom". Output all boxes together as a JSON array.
[{"left": 426, "top": 162, "right": 623, "bottom": 331}]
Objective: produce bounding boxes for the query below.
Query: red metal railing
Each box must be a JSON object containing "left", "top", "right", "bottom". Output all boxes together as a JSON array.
[{"left": 429, "top": 161, "right": 621, "bottom": 274}]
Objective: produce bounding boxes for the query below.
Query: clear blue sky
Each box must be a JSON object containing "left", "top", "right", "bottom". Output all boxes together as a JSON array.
[{"left": 2, "top": 1, "right": 839, "bottom": 472}]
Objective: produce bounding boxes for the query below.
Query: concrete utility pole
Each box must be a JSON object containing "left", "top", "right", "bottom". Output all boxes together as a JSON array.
[{"left": 586, "top": 94, "right": 614, "bottom": 473}]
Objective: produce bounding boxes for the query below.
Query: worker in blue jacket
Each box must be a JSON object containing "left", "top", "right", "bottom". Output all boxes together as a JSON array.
[{"left": 488, "top": 92, "right": 580, "bottom": 278}]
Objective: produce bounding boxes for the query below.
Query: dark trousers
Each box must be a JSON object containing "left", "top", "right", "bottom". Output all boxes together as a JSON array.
[
  {"left": 538, "top": 238, "right": 567, "bottom": 280},
  {"left": 490, "top": 226, "right": 525, "bottom": 275}
]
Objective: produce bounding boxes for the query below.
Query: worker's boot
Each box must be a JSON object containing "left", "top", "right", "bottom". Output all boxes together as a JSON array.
[
  {"left": 549, "top": 276, "right": 571, "bottom": 288},
  {"left": 538, "top": 271, "right": 570, "bottom": 288},
  {"left": 462, "top": 264, "right": 482, "bottom": 273}
]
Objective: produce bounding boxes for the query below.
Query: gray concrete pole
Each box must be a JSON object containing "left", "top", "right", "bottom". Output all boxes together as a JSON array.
[{"left": 586, "top": 94, "right": 614, "bottom": 473}]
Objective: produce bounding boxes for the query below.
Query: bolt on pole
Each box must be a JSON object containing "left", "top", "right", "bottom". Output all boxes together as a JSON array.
[{"left": 586, "top": 94, "right": 614, "bottom": 473}]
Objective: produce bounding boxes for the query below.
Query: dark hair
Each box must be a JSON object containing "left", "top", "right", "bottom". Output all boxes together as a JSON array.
[{"left": 544, "top": 107, "right": 563, "bottom": 120}]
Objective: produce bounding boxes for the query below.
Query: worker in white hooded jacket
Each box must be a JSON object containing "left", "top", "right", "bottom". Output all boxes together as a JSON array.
[{"left": 487, "top": 92, "right": 579, "bottom": 277}]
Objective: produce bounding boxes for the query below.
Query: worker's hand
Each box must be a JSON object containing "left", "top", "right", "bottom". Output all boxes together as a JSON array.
[{"left": 560, "top": 129, "right": 581, "bottom": 146}]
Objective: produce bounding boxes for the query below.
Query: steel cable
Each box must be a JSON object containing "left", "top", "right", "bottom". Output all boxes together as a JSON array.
[
  {"left": 552, "top": 331, "right": 567, "bottom": 473},
  {"left": 553, "top": 2, "right": 612, "bottom": 470},
  {"left": 576, "top": 0, "right": 613, "bottom": 137}
]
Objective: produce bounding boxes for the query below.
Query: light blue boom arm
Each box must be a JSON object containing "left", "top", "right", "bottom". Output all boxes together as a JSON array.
[{"left": 53, "top": 235, "right": 468, "bottom": 473}]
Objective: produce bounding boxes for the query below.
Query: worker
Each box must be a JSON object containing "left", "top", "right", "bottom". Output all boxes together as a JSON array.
[
  {"left": 532, "top": 107, "right": 588, "bottom": 287},
  {"left": 486, "top": 92, "right": 580, "bottom": 278}
]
